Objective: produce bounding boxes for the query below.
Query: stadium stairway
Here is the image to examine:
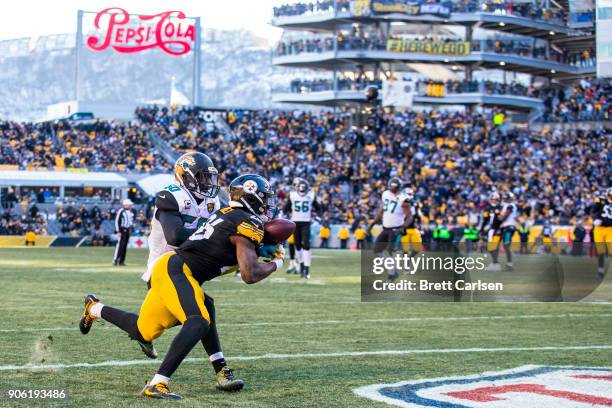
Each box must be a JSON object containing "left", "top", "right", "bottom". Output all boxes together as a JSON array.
[
  {"left": 147, "top": 130, "right": 180, "bottom": 166},
  {"left": 213, "top": 115, "right": 235, "bottom": 142}
]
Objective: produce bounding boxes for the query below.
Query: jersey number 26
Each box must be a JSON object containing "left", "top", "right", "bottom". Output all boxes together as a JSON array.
[{"left": 190, "top": 214, "right": 224, "bottom": 241}]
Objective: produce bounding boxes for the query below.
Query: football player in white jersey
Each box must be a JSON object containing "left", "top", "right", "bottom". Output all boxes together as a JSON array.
[
  {"left": 368, "top": 177, "right": 412, "bottom": 281},
  {"left": 139, "top": 152, "right": 243, "bottom": 392},
  {"left": 144, "top": 152, "right": 221, "bottom": 280},
  {"left": 283, "top": 178, "right": 320, "bottom": 278},
  {"left": 482, "top": 191, "right": 515, "bottom": 272},
  {"left": 285, "top": 178, "right": 305, "bottom": 274},
  {"left": 499, "top": 191, "right": 518, "bottom": 269}
]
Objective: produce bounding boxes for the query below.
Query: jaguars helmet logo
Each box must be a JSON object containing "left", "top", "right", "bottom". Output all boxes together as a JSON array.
[{"left": 177, "top": 155, "right": 196, "bottom": 171}]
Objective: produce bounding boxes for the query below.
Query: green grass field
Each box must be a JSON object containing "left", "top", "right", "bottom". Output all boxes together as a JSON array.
[{"left": 0, "top": 247, "right": 610, "bottom": 407}]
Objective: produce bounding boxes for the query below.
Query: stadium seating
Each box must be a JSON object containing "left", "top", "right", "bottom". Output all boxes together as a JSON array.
[{"left": 1, "top": 94, "right": 610, "bottom": 238}]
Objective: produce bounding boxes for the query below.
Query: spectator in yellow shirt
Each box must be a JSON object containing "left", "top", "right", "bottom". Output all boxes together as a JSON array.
[
  {"left": 354, "top": 225, "right": 367, "bottom": 249},
  {"left": 25, "top": 230, "right": 36, "bottom": 246},
  {"left": 338, "top": 225, "right": 350, "bottom": 249},
  {"left": 319, "top": 224, "right": 330, "bottom": 248}
]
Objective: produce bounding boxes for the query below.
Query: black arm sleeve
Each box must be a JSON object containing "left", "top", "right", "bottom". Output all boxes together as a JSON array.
[
  {"left": 283, "top": 199, "right": 292, "bottom": 215},
  {"left": 312, "top": 199, "right": 321, "bottom": 214},
  {"left": 590, "top": 200, "right": 602, "bottom": 218},
  {"left": 154, "top": 190, "right": 195, "bottom": 247},
  {"left": 156, "top": 210, "right": 196, "bottom": 246}
]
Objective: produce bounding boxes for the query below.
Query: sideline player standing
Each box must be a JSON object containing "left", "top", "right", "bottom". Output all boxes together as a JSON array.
[
  {"left": 113, "top": 198, "right": 134, "bottom": 266},
  {"left": 283, "top": 178, "right": 320, "bottom": 278},
  {"left": 368, "top": 177, "right": 411, "bottom": 281},
  {"left": 481, "top": 191, "right": 514, "bottom": 271},
  {"left": 592, "top": 187, "right": 612, "bottom": 279},
  {"left": 400, "top": 187, "right": 423, "bottom": 256},
  {"left": 499, "top": 192, "right": 518, "bottom": 269}
]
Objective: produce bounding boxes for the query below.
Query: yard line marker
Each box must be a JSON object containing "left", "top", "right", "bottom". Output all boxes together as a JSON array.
[
  {"left": 0, "top": 345, "right": 611, "bottom": 371},
  {"left": 0, "top": 313, "right": 610, "bottom": 333}
]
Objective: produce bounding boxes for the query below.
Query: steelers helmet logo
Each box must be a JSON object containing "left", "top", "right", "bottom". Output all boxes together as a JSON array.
[{"left": 243, "top": 180, "right": 258, "bottom": 193}]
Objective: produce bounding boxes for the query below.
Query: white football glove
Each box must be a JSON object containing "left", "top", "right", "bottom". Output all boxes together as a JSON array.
[{"left": 271, "top": 245, "right": 285, "bottom": 271}]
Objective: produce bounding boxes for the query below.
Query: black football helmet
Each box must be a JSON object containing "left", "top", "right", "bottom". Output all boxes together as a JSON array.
[
  {"left": 174, "top": 152, "right": 220, "bottom": 200},
  {"left": 404, "top": 186, "right": 415, "bottom": 201},
  {"left": 297, "top": 179, "right": 310, "bottom": 195},
  {"left": 489, "top": 191, "right": 501, "bottom": 206},
  {"left": 388, "top": 177, "right": 402, "bottom": 193},
  {"left": 229, "top": 174, "right": 276, "bottom": 221}
]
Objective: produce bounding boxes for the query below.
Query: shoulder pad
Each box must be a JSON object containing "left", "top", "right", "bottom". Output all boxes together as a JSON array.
[
  {"left": 249, "top": 215, "right": 264, "bottom": 228},
  {"left": 155, "top": 190, "right": 180, "bottom": 211},
  {"left": 236, "top": 216, "right": 264, "bottom": 244}
]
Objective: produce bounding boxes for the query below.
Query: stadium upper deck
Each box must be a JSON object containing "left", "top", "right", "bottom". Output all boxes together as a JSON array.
[
  {"left": 271, "top": 0, "right": 596, "bottom": 108},
  {"left": 272, "top": 0, "right": 581, "bottom": 39}
]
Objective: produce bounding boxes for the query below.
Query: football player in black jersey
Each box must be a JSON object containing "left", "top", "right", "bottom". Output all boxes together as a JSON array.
[
  {"left": 141, "top": 152, "right": 242, "bottom": 391},
  {"left": 480, "top": 192, "right": 506, "bottom": 272},
  {"left": 78, "top": 174, "right": 284, "bottom": 400},
  {"left": 591, "top": 187, "right": 612, "bottom": 279}
]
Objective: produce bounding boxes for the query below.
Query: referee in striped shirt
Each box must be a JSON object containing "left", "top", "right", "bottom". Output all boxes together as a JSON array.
[{"left": 113, "top": 199, "right": 134, "bottom": 266}]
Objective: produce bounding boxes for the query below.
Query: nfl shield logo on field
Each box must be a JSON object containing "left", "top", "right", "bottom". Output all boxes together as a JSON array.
[{"left": 354, "top": 365, "right": 612, "bottom": 407}]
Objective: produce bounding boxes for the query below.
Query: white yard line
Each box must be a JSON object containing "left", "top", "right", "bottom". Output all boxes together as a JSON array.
[
  {"left": 0, "top": 345, "right": 610, "bottom": 371},
  {"left": 0, "top": 313, "right": 610, "bottom": 333}
]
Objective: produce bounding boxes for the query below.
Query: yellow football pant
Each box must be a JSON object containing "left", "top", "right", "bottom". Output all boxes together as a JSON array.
[
  {"left": 487, "top": 233, "right": 501, "bottom": 252},
  {"left": 401, "top": 228, "right": 422, "bottom": 252},
  {"left": 137, "top": 252, "right": 210, "bottom": 342},
  {"left": 594, "top": 226, "right": 612, "bottom": 255}
]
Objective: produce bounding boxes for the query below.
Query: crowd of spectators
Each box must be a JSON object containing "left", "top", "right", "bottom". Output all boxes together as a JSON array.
[
  {"left": 0, "top": 121, "right": 64, "bottom": 169},
  {"left": 542, "top": 78, "right": 611, "bottom": 122},
  {"left": 0, "top": 119, "right": 170, "bottom": 172},
  {"left": 273, "top": 0, "right": 350, "bottom": 17},
  {"left": 275, "top": 33, "right": 577, "bottom": 63},
  {"left": 0, "top": 207, "right": 47, "bottom": 236},
  {"left": 55, "top": 120, "right": 170, "bottom": 172},
  {"left": 0, "top": 184, "right": 153, "bottom": 239},
  {"left": 285, "top": 77, "right": 542, "bottom": 98},
  {"left": 55, "top": 203, "right": 151, "bottom": 238},
  {"left": 1, "top": 78, "right": 609, "bottom": 237},
  {"left": 287, "top": 77, "right": 381, "bottom": 93},
  {"left": 139, "top": 104, "right": 610, "bottom": 228},
  {"left": 272, "top": 0, "right": 566, "bottom": 24},
  {"left": 475, "top": 39, "right": 547, "bottom": 59}
]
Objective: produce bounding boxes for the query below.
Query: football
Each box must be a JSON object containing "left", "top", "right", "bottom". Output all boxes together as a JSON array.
[{"left": 263, "top": 218, "right": 296, "bottom": 244}]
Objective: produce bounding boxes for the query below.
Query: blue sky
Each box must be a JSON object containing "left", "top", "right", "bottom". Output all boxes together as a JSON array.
[{"left": 0, "top": 0, "right": 284, "bottom": 44}]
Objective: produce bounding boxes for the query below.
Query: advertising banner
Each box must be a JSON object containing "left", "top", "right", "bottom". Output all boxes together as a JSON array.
[
  {"left": 370, "top": 0, "right": 452, "bottom": 18},
  {"left": 386, "top": 39, "right": 471, "bottom": 55}
]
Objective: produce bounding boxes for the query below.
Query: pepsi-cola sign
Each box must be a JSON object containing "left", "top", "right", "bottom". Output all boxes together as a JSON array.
[{"left": 86, "top": 7, "right": 195, "bottom": 56}]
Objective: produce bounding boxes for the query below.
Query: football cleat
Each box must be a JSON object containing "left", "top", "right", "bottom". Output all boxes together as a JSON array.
[
  {"left": 286, "top": 265, "right": 296, "bottom": 274},
  {"left": 215, "top": 367, "right": 244, "bottom": 392},
  {"left": 140, "top": 382, "right": 182, "bottom": 400},
  {"left": 506, "top": 262, "right": 514, "bottom": 270},
  {"left": 79, "top": 294, "right": 99, "bottom": 335},
  {"left": 487, "top": 263, "right": 502, "bottom": 272},
  {"left": 134, "top": 338, "right": 158, "bottom": 359}
]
